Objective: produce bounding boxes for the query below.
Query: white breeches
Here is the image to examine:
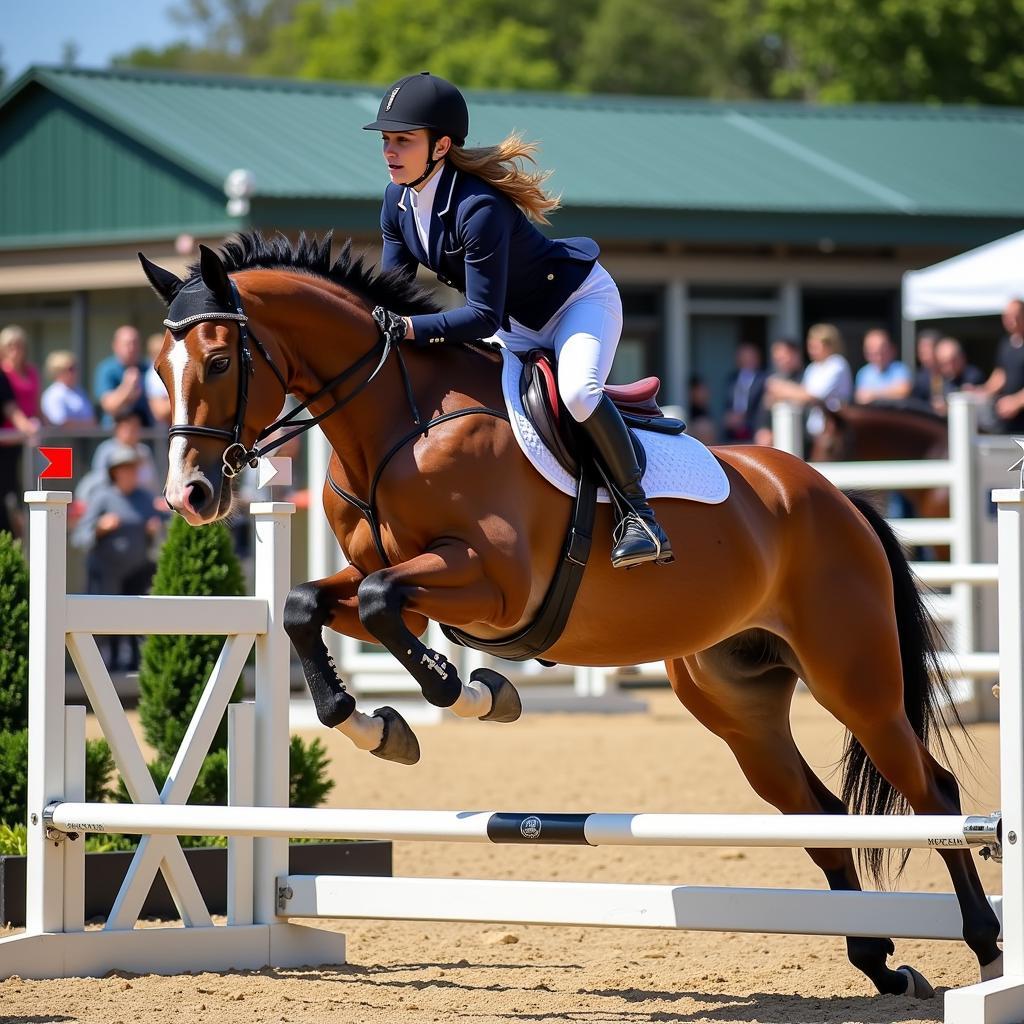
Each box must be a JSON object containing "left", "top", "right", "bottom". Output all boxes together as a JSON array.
[{"left": 491, "top": 262, "right": 623, "bottom": 423}]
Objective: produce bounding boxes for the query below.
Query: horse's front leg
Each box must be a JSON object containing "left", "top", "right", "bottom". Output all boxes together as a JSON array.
[
  {"left": 283, "top": 566, "right": 421, "bottom": 765},
  {"left": 357, "top": 543, "right": 523, "bottom": 724}
]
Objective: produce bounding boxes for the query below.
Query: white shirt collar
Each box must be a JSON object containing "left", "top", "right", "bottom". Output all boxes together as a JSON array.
[
  {"left": 408, "top": 161, "right": 445, "bottom": 254},
  {"left": 408, "top": 161, "right": 445, "bottom": 212}
]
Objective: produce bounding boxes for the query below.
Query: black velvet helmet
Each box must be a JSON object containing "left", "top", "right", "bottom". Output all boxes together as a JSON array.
[{"left": 363, "top": 71, "right": 469, "bottom": 147}]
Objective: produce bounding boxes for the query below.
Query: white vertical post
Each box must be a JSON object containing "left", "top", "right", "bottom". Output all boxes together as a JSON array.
[
  {"left": 777, "top": 280, "right": 801, "bottom": 341},
  {"left": 946, "top": 490, "right": 1024, "bottom": 1022},
  {"left": 306, "top": 430, "right": 338, "bottom": 583},
  {"left": 228, "top": 702, "right": 255, "bottom": 926},
  {"left": 25, "top": 491, "right": 71, "bottom": 935},
  {"left": 771, "top": 402, "right": 804, "bottom": 458},
  {"left": 252, "top": 498, "right": 295, "bottom": 924},
  {"left": 62, "top": 705, "right": 86, "bottom": 932},
  {"left": 996, "top": 489, "right": 1024, "bottom": 975},
  {"left": 948, "top": 395, "right": 991, "bottom": 719},
  {"left": 664, "top": 279, "right": 688, "bottom": 412}
]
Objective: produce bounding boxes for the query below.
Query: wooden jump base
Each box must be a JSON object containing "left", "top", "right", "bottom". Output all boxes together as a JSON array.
[{"left": 2, "top": 483, "right": 1024, "bottom": 1023}]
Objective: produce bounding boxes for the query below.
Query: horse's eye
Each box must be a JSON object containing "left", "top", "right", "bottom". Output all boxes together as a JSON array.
[{"left": 210, "top": 356, "right": 230, "bottom": 374}]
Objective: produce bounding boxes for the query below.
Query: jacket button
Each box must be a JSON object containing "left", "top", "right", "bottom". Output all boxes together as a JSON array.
[{"left": 547, "top": 273, "right": 555, "bottom": 281}]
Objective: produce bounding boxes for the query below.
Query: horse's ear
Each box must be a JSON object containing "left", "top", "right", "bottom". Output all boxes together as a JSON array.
[
  {"left": 198, "top": 244, "right": 233, "bottom": 305},
  {"left": 138, "top": 252, "right": 183, "bottom": 306}
]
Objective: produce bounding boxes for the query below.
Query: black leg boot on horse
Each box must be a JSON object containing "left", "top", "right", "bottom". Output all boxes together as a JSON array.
[{"left": 581, "top": 395, "right": 673, "bottom": 568}]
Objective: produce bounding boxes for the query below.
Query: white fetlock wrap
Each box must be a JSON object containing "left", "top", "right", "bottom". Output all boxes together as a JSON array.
[
  {"left": 980, "top": 951, "right": 1004, "bottom": 982},
  {"left": 449, "top": 677, "right": 494, "bottom": 719},
  {"left": 335, "top": 708, "right": 386, "bottom": 751}
]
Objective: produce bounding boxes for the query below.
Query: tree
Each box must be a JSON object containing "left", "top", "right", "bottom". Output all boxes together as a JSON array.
[
  {"left": 114, "top": 0, "right": 306, "bottom": 76},
  {"left": 751, "top": 0, "right": 1024, "bottom": 105},
  {"left": 572, "top": 0, "right": 727, "bottom": 97},
  {"left": 256, "top": 0, "right": 583, "bottom": 90}
]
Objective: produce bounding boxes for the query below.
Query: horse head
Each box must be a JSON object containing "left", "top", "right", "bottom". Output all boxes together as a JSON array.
[
  {"left": 138, "top": 244, "right": 288, "bottom": 525},
  {"left": 808, "top": 405, "right": 853, "bottom": 462}
]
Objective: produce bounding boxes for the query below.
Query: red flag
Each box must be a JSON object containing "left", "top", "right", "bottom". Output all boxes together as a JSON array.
[{"left": 39, "top": 447, "right": 73, "bottom": 480}]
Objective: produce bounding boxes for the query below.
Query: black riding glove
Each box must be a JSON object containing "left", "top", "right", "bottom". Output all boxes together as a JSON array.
[{"left": 372, "top": 306, "right": 411, "bottom": 348}]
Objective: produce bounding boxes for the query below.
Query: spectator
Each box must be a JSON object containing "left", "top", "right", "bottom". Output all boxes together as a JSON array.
[
  {"left": 0, "top": 325, "right": 41, "bottom": 539},
  {"left": 911, "top": 329, "right": 944, "bottom": 406},
  {"left": 765, "top": 323, "right": 853, "bottom": 436},
  {"left": 854, "top": 328, "right": 912, "bottom": 404},
  {"left": 41, "top": 351, "right": 96, "bottom": 427},
  {"left": 78, "top": 409, "right": 159, "bottom": 503},
  {"left": 94, "top": 325, "right": 153, "bottom": 427},
  {"left": 723, "top": 342, "right": 768, "bottom": 442},
  {"left": 930, "top": 337, "right": 984, "bottom": 415},
  {"left": 0, "top": 325, "right": 42, "bottom": 422},
  {"left": 970, "top": 298, "right": 1024, "bottom": 433},
  {"left": 687, "top": 373, "right": 716, "bottom": 445},
  {"left": 72, "top": 443, "right": 166, "bottom": 671},
  {"left": 754, "top": 337, "right": 804, "bottom": 446},
  {"left": 144, "top": 331, "right": 171, "bottom": 425},
  {"left": 0, "top": 358, "right": 40, "bottom": 538}
]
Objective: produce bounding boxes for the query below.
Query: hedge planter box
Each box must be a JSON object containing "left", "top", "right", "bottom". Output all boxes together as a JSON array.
[{"left": 0, "top": 840, "right": 392, "bottom": 927}]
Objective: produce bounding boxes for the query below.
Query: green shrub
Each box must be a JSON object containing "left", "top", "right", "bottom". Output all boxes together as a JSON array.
[
  {"left": 0, "top": 531, "right": 30, "bottom": 733},
  {"left": 290, "top": 735, "right": 335, "bottom": 808},
  {"left": 0, "top": 729, "right": 28, "bottom": 823},
  {"left": 0, "top": 730, "right": 113, "bottom": 827},
  {"left": 139, "top": 517, "right": 246, "bottom": 762}
]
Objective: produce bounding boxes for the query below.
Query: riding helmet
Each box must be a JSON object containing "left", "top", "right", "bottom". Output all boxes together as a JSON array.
[{"left": 363, "top": 71, "right": 469, "bottom": 146}]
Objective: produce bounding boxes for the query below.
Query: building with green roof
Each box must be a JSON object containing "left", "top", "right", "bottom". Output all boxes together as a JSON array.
[{"left": 2, "top": 64, "right": 1023, "bottom": 413}]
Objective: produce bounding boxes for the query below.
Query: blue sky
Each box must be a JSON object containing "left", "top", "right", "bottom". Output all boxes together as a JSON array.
[{"left": 3, "top": 1, "right": 203, "bottom": 82}]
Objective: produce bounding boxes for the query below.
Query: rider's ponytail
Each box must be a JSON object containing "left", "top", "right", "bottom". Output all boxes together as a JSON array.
[{"left": 446, "top": 132, "right": 561, "bottom": 225}]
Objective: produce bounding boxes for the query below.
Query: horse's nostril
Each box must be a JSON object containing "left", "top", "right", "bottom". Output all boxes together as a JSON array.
[{"left": 186, "top": 479, "right": 215, "bottom": 514}]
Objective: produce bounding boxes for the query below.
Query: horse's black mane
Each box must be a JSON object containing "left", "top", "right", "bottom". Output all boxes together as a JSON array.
[{"left": 186, "top": 230, "right": 444, "bottom": 317}]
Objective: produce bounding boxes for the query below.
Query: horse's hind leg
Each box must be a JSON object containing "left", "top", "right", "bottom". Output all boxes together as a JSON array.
[
  {"left": 284, "top": 565, "right": 420, "bottom": 765},
  {"left": 793, "top": 628, "right": 1002, "bottom": 980},
  {"left": 666, "top": 653, "right": 917, "bottom": 996}
]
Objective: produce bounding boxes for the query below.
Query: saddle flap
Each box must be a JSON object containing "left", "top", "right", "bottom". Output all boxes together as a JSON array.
[{"left": 520, "top": 350, "right": 661, "bottom": 477}]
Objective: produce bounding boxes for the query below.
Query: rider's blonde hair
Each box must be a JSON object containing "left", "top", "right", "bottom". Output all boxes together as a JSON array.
[{"left": 446, "top": 132, "right": 561, "bottom": 225}]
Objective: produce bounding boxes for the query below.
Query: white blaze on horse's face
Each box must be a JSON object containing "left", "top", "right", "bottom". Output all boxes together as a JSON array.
[{"left": 162, "top": 333, "right": 226, "bottom": 525}]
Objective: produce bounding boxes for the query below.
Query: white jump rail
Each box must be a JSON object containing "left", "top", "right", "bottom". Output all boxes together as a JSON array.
[{"left": 5, "top": 486, "right": 1024, "bottom": 1022}]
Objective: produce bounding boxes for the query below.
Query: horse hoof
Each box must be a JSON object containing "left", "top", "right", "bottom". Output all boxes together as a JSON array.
[
  {"left": 980, "top": 951, "right": 1004, "bottom": 981},
  {"left": 473, "top": 668, "right": 523, "bottom": 723},
  {"left": 897, "top": 964, "right": 935, "bottom": 999},
  {"left": 369, "top": 706, "right": 421, "bottom": 765}
]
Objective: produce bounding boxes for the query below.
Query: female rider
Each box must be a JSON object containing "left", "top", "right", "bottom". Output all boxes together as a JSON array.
[{"left": 364, "top": 71, "right": 672, "bottom": 568}]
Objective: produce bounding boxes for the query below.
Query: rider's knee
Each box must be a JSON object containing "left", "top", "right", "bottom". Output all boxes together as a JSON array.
[{"left": 560, "top": 379, "right": 602, "bottom": 423}]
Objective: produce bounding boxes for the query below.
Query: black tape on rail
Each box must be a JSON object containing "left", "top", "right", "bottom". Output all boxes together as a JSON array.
[{"left": 485, "top": 812, "right": 592, "bottom": 845}]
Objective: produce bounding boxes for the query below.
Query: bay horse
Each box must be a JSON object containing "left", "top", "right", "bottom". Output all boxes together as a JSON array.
[{"left": 139, "top": 232, "right": 1000, "bottom": 997}]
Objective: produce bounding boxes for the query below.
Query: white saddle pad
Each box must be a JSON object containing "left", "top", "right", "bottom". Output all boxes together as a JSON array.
[{"left": 499, "top": 347, "right": 730, "bottom": 505}]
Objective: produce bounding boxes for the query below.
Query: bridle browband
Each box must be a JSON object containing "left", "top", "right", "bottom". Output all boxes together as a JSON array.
[{"left": 165, "top": 278, "right": 403, "bottom": 478}]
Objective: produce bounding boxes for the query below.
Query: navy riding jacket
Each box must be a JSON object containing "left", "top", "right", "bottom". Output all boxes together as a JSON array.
[{"left": 379, "top": 160, "right": 600, "bottom": 345}]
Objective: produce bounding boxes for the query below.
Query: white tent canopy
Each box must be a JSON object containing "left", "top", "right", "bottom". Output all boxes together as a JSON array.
[{"left": 902, "top": 228, "right": 1024, "bottom": 321}]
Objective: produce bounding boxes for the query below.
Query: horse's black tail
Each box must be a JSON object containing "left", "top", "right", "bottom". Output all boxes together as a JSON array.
[{"left": 841, "top": 494, "right": 963, "bottom": 886}]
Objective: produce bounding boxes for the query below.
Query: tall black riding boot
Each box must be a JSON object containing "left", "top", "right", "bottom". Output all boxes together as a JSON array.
[{"left": 580, "top": 396, "right": 673, "bottom": 568}]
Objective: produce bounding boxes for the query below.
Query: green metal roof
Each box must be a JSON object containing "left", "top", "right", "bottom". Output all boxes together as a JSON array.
[{"left": 2, "top": 64, "right": 1024, "bottom": 247}]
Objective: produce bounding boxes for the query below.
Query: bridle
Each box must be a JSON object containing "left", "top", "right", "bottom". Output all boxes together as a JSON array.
[{"left": 164, "top": 279, "right": 403, "bottom": 478}]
